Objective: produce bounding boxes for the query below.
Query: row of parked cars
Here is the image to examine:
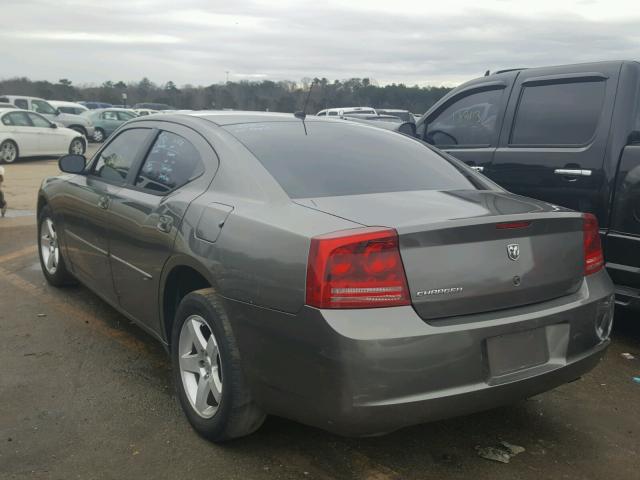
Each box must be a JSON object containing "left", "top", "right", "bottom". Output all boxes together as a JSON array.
[{"left": 0, "top": 95, "right": 174, "bottom": 163}]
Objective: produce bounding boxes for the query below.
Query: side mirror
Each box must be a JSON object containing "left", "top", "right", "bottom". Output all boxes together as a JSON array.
[
  {"left": 50, "top": 122, "right": 57, "bottom": 129},
  {"left": 59, "top": 154, "right": 86, "bottom": 174},
  {"left": 55, "top": 108, "right": 61, "bottom": 116}
]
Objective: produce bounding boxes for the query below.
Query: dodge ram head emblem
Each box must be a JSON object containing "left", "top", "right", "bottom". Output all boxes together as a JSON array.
[{"left": 507, "top": 243, "right": 520, "bottom": 261}]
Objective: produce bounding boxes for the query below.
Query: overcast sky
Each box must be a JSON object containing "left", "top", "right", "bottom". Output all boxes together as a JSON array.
[{"left": 2, "top": 0, "right": 639, "bottom": 87}]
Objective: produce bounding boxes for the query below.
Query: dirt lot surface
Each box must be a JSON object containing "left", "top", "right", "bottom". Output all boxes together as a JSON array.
[{"left": 1, "top": 152, "right": 639, "bottom": 479}]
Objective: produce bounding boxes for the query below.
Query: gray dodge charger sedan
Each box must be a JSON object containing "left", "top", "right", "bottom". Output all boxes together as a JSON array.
[{"left": 37, "top": 111, "right": 614, "bottom": 441}]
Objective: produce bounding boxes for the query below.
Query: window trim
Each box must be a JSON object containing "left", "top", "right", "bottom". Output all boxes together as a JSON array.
[
  {"left": 507, "top": 78, "right": 607, "bottom": 148},
  {"left": 424, "top": 84, "right": 507, "bottom": 149}
]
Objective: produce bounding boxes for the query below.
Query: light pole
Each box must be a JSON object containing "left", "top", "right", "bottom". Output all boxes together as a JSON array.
[{"left": 225, "top": 71, "right": 229, "bottom": 83}]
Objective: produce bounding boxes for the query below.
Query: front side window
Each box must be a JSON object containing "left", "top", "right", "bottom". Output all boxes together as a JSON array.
[
  {"left": 14, "top": 99, "right": 28, "bottom": 109},
  {"left": 7, "top": 112, "right": 31, "bottom": 126},
  {"left": 426, "top": 89, "right": 504, "bottom": 147},
  {"left": 328, "top": 111, "right": 338, "bottom": 116},
  {"left": 102, "top": 111, "right": 118, "bottom": 121},
  {"left": 92, "top": 129, "right": 150, "bottom": 184},
  {"left": 225, "top": 121, "right": 476, "bottom": 198},
  {"left": 135, "top": 131, "right": 204, "bottom": 193},
  {"left": 27, "top": 113, "right": 51, "bottom": 127},
  {"left": 31, "top": 99, "right": 57, "bottom": 115},
  {"left": 510, "top": 80, "right": 606, "bottom": 146}
]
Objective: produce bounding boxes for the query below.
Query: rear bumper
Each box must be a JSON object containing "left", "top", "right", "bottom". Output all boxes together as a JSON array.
[{"left": 226, "top": 270, "right": 614, "bottom": 436}]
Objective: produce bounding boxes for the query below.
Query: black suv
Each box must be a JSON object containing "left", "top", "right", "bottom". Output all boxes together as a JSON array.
[{"left": 415, "top": 60, "right": 640, "bottom": 310}]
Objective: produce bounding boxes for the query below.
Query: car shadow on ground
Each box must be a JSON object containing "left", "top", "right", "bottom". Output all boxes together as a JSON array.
[{"left": 75, "top": 280, "right": 637, "bottom": 476}]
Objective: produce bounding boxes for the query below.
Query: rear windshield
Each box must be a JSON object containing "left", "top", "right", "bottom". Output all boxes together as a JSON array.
[{"left": 225, "top": 121, "right": 476, "bottom": 198}]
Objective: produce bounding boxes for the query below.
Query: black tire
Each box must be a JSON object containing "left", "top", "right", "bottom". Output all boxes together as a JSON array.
[
  {"left": 69, "top": 125, "right": 87, "bottom": 137},
  {"left": 0, "top": 139, "right": 19, "bottom": 164},
  {"left": 92, "top": 128, "right": 105, "bottom": 143},
  {"left": 68, "top": 137, "right": 86, "bottom": 155},
  {"left": 171, "top": 288, "right": 265, "bottom": 442},
  {"left": 38, "top": 205, "right": 76, "bottom": 286}
]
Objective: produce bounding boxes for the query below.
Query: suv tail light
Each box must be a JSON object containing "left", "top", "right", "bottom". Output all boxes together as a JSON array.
[
  {"left": 306, "top": 227, "right": 410, "bottom": 309},
  {"left": 583, "top": 213, "right": 604, "bottom": 275}
]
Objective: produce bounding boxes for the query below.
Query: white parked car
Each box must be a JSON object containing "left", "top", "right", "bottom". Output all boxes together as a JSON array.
[
  {"left": 0, "top": 95, "right": 94, "bottom": 139},
  {"left": 0, "top": 108, "right": 86, "bottom": 164},
  {"left": 49, "top": 100, "right": 89, "bottom": 116},
  {"left": 316, "top": 107, "right": 377, "bottom": 117}
]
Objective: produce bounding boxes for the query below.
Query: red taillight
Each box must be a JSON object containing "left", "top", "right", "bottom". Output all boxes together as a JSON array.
[
  {"left": 306, "top": 227, "right": 410, "bottom": 309},
  {"left": 583, "top": 213, "right": 604, "bottom": 275}
]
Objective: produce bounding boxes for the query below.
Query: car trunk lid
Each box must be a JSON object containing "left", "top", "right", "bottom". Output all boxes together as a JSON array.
[{"left": 295, "top": 189, "right": 584, "bottom": 319}]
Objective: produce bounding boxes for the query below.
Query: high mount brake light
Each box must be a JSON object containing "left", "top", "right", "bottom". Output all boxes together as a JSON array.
[
  {"left": 306, "top": 227, "right": 410, "bottom": 309},
  {"left": 496, "top": 221, "right": 531, "bottom": 229},
  {"left": 583, "top": 213, "right": 604, "bottom": 275}
]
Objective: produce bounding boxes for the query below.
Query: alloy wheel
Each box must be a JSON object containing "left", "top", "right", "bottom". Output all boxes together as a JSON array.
[
  {"left": 1, "top": 142, "right": 17, "bottom": 163},
  {"left": 40, "top": 217, "right": 59, "bottom": 275},
  {"left": 93, "top": 129, "right": 104, "bottom": 142},
  {"left": 178, "top": 315, "right": 223, "bottom": 418}
]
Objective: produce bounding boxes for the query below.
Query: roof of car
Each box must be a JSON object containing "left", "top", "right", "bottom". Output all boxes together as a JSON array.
[
  {"left": 89, "top": 108, "right": 137, "bottom": 113},
  {"left": 0, "top": 107, "right": 26, "bottom": 114},
  {"left": 49, "top": 100, "right": 87, "bottom": 107},
  {"left": 183, "top": 110, "right": 313, "bottom": 126}
]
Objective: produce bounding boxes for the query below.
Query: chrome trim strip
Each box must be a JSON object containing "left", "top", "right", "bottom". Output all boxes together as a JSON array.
[
  {"left": 469, "top": 166, "right": 484, "bottom": 173},
  {"left": 110, "top": 253, "right": 153, "bottom": 279},
  {"left": 66, "top": 230, "right": 108, "bottom": 256},
  {"left": 554, "top": 168, "right": 592, "bottom": 177}
]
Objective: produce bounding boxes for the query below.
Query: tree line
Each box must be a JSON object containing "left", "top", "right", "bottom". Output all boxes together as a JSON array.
[{"left": 0, "top": 77, "right": 452, "bottom": 114}]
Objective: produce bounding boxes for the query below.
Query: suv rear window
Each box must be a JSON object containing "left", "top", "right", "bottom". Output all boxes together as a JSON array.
[
  {"left": 225, "top": 121, "right": 476, "bottom": 198},
  {"left": 510, "top": 80, "right": 606, "bottom": 146}
]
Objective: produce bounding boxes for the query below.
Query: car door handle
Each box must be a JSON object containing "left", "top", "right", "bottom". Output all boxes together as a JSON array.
[
  {"left": 97, "top": 195, "right": 110, "bottom": 210},
  {"left": 157, "top": 215, "right": 173, "bottom": 233},
  {"left": 554, "top": 168, "right": 592, "bottom": 177},
  {"left": 469, "top": 166, "right": 484, "bottom": 173}
]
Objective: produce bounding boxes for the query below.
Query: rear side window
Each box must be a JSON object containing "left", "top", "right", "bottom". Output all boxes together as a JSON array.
[
  {"left": 1, "top": 114, "right": 12, "bottom": 126},
  {"left": 14, "top": 99, "right": 28, "bottom": 109},
  {"left": 426, "top": 89, "right": 504, "bottom": 147},
  {"left": 225, "top": 122, "right": 476, "bottom": 198},
  {"left": 510, "top": 81, "right": 606, "bottom": 146},
  {"left": 92, "top": 128, "right": 150, "bottom": 184},
  {"left": 135, "top": 131, "right": 204, "bottom": 193},
  {"left": 7, "top": 112, "right": 31, "bottom": 126}
]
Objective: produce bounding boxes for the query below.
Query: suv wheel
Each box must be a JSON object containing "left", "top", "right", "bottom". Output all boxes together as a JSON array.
[{"left": 172, "top": 289, "right": 265, "bottom": 442}]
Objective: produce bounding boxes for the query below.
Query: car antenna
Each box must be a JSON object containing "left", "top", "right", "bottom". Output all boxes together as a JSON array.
[{"left": 294, "top": 78, "right": 318, "bottom": 121}]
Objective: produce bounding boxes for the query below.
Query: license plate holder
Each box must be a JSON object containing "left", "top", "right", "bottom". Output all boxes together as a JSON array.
[{"left": 486, "top": 328, "right": 549, "bottom": 377}]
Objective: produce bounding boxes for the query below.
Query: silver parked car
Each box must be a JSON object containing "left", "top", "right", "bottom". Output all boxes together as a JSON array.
[{"left": 38, "top": 111, "right": 614, "bottom": 441}]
